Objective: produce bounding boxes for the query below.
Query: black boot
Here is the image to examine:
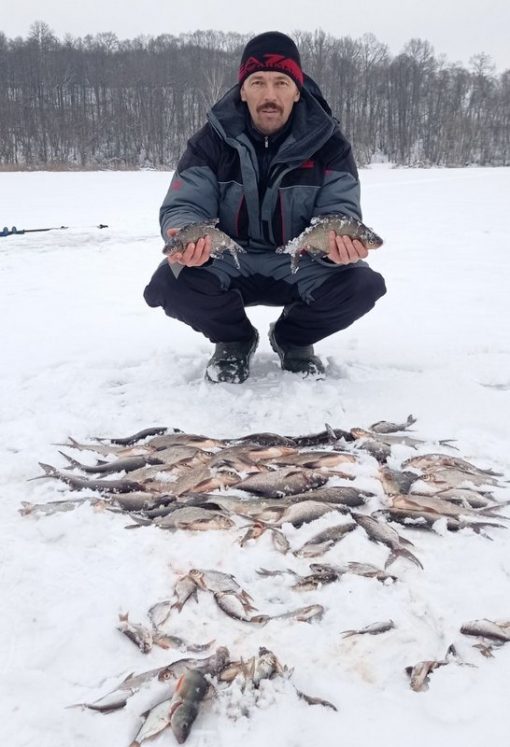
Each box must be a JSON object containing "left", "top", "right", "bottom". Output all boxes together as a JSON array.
[
  {"left": 205, "top": 328, "right": 259, "bottom": 383},
  {"left": 269, "top": 324, "right": 325, "bottom": 378}
]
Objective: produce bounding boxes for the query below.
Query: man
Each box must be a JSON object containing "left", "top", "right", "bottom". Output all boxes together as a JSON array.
[{"left": 144, "top": 31, "right": 386, "bottom": 383}]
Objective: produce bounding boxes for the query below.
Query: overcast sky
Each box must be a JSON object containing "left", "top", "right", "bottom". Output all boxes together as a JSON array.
[{"left": 2, "top": 0, "right": 509, "bottom": 72}]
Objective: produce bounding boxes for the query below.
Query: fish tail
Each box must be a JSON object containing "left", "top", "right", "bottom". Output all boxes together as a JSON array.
[
  {"left": 58, "top": 450, "right": 81, "bottom": 468},
  {"left": 385, "top": 548, "right": 424, "bottom": 570}
]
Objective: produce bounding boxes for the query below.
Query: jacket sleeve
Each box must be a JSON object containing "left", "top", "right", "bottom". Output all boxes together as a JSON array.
[
  {"left": 313, "top": 136, "right": 362, "bottom": 221},
  {"left": 159, "top": 124, "right": 221, "bottom": 240}
]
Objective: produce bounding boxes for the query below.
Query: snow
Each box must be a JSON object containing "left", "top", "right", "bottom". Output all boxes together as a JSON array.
[{"left": 1, "top": 166, "right": 509, "bottom": 747}]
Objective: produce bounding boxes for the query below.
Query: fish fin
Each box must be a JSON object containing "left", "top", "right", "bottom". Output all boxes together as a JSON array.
[
  {"left": 295, "top": 688, "right": 338, "bottom": 711},
  {"left": 229, "top": 246, "right": 241, "bottom": 269},
  {"left": 36, "top": 462, "right": 58, "bottom": 477},
  {"left": 58, "top": 450, "right": 81, "bottom": 468},
  {"left": 385, "top": 548, "right": 423, "bottom": 570}
]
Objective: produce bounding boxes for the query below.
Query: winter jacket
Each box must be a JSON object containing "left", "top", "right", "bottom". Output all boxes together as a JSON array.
[{"left": 159, "top": 76, "right": 361, "bottom": 257}]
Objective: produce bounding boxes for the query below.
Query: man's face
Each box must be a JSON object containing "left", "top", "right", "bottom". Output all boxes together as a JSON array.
[{"left": 240, "top": 71, "right": 300, "bottom": 135}]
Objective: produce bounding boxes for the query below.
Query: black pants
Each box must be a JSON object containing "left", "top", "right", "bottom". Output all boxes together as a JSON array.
[{"left": 144, "top": 262, "right": 386, "bottom": 347}]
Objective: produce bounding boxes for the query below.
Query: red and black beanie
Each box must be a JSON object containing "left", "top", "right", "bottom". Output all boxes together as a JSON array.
[{"left": 238, "top": 31, "right": 304, "bottom": 90}]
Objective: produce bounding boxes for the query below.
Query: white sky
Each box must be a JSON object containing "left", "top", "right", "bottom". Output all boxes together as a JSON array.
[{"left": 2, "top": 0, "right": 509, "bottom": 72}]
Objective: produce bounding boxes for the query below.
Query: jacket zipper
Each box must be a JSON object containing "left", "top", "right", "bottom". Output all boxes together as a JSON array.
[{"left": 264, "top": 136, "right": 269, "bottom": 149}]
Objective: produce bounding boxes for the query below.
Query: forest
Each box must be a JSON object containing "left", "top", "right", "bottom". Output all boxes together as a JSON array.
[{"left": 0, "top": 23, "right": 508, "bottom": 168}]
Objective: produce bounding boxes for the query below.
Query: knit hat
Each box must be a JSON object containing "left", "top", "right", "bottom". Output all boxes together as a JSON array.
[{"left": 238, "top": 31, "right": 304, "bottom": 90}]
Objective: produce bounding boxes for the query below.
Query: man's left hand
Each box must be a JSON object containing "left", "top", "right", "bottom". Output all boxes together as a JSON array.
[{"left": 327, "top": 231, "right": 369, "bottom": 265}]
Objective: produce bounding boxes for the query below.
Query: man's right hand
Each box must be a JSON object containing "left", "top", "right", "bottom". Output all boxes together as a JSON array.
[{"left": 166, "top": 228, "right": 212, "bottom": 267}]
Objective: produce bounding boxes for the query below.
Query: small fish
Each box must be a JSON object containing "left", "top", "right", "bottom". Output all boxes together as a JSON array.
[
  {"left": 291, "top": 570, "right": 342, "bottom": 591},
  {"left": 294, "top": 522, "right": 357, "bottom": 558},
  {"left": 285, "top": 486, "right": 370, "bottom": 507},
  {"left": 73, "top": 664, "right": 170, "bottom": 713},
  {"left": 162, "top": 220, "right": 246, "bottom": 269},
  {"left": 278, "top": 214, "right": 383, "bottom": 272},
  {"left": 167, "top": 670, "right": 210, "bottom": 744},
  {"left": 130, "top": 696, "right": 173, "bottom": 746},
  {"left": 344, "top": 561, "right": 398, "bottom": 583},
  {"left": 235, "top": 467, "right": 328, "bottom": 498},
  {"left": 189, "top": 569, "right": 254, "bottom": 610},
  {"left": 100, "top": 426, "right": 172, "bottom": 445},
  {"left": 117, "top": 613, "right": 153, "bottom": 654},
  {"left": 251, "top": 647, "right": 284, "bottom": 687},
  {"left": 369, "top": 415, "right": 416, "bottom": 434},
  {"left": 352, "top": 513, "right": 424, "bottom": 570},
  {"left": 35, "top": 462, "right": 145, "bottom": 494},
  {"left": 57, "top": 451, "right": 163, "bottom": 475},
  {"left": 233, "top": 432, "right": 298, "bottom": 447},
  {"left": 341, "top": 620, "right": 395, "bottom": 638},
  {"left": 158, "top": 647, "right": 230, "bottom": 682},
  {"left": 268, "top": 450, "right": 358, "bottom": 469},
  {"left": 264, "top": 500, "right": 341, "bottom": 528},
  {"left": 213, "top": 591, "right": 258, "bottom": 622},
  {"left": 19, "top": 497, "right": 93, "bottom": 516},
  {"left": 403, "top": 453, "right": 503, "bottom": 477},
  {"left": 460, "top": 619, "right": 510, "bottom": 642},
  {"left": 251, "top": 604, "right": 324, "bottom": 624},
  {"left": 405, "top": 645, "right": 458, "bottom": 692},
  {"left": 153, "top": 635, "right": 215, "bottom": 653},
  {"left": 154, "top": 507, "right": 234, "bottom": 531}
]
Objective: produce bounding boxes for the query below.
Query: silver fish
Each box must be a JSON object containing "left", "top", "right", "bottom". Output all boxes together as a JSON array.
[
  {"left": 35, "top": 462, "right": 144, "bottom": 494},
  {"left": 403, "top": 453, "right": 503, "bottom": 477},
  {"left": 294, "top": 522, "right": 357, "bottom": 558},
  {"left": 162, "top": 220, "right": 246, "bottom": 269},
  {"left": 57, "top": 451, "right": 163, "bottom": 475},
  {"left": 405, "top": 645, "right": 458, "bottom": 692},
  {"left": 189, "top": 569, "right": 254, "bottom": 608},
  {"left": 341, "top": 620, "right": 395, "bottom": 638},
  {"left": 99, "top": 426, "right": 173, "bottom": 446},
  {"left": 117, "top": 613, "right": 153, "bottom": 654},
  {"left": 19, "top": 497, "right": 93, "bottom": 516},
  {"left": 154, "top": 507, "right": 234, "bottom": 531},
  {"left": 251, "top": 604, "right": 325, "bottom": 624},
  {"left": 213, "top": 591, "right": 257, "bottom": 622},
  {"left": 235, "top": 467, "right": 328, "bottom": 498},
  {"left": 285, "top": 486, "right": 370, "bottom": 507},
  {"left": 158, "top": 647, "right": 230, "bottom": 683},
  {"left": 460, "top": 619, "right": 510, "bottom": 642},
  {"left": 278, "top": 214, "right": 383, "bottom": 272},
  {"left": 344, "top": 561, "right": 398, "bottom": 583},
  {"left": 76, "top": 665, "right": 169, "bottom": 713},
  {"left": 352, "top": 513, "right": 424, "bottom": 570},
  {"left": 291, "top": 570, "right": 342, "bottom": 591},
  {"left": 370, "top": 415, "right": 416, "bottom": 434},
  {"left": 130, "top": 697, "right": 173, "bottom": 746},
  {"left": 264, "top": 500, "right": 340, "bottom": 528}
]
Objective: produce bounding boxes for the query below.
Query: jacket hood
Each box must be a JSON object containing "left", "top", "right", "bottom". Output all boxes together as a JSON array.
[{"left": 207, "top": 77, "right": 338, "bottom": 164}]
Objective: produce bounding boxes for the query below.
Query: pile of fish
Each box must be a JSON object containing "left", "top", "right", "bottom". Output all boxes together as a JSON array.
[{"left": 22, "top": 416, "right": 509, "bottom": 742}]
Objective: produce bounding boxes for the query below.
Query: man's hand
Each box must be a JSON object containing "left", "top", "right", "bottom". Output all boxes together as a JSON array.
[
  {"left": 166, "top": 227, "right": 212, "bottom": 267},
  {"left": 326, "top": 231, "right": 369, "bottom": 265}
]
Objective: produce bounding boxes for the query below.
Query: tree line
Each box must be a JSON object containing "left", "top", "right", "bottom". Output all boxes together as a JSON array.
[{"left": 0, "top": 23, "right": 508, "bottom": 169}]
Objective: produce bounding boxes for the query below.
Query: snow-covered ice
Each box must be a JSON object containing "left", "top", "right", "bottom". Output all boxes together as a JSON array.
[{"left": 1, "top": 166, "right": 509, "bottom": 747}]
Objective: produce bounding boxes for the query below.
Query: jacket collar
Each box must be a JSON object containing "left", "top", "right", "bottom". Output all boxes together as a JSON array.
[{"left": 207, "top": 82, "right": 336, "bottom": 163}]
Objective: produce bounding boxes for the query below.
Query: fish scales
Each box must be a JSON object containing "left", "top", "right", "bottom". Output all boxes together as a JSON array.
[
  {"left": 277, "top": 214, "right": 383, "bottom": 272},
  {"left": 162, "top": 220, "right": 246, "bottom": 269}
]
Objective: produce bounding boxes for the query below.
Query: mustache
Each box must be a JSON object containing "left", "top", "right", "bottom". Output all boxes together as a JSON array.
[{"left": 257, "top": 104, "right": 283, "bottom": 113}]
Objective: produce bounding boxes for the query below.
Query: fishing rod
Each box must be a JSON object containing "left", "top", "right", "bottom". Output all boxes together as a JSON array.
[{"left": 0, "top": 224, "right": 109, "bottom": 237}]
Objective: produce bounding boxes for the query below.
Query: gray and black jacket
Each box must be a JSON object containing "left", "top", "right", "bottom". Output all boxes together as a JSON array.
[{"left": 160, "top": 76, "right": 361, "bottom": 258}]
